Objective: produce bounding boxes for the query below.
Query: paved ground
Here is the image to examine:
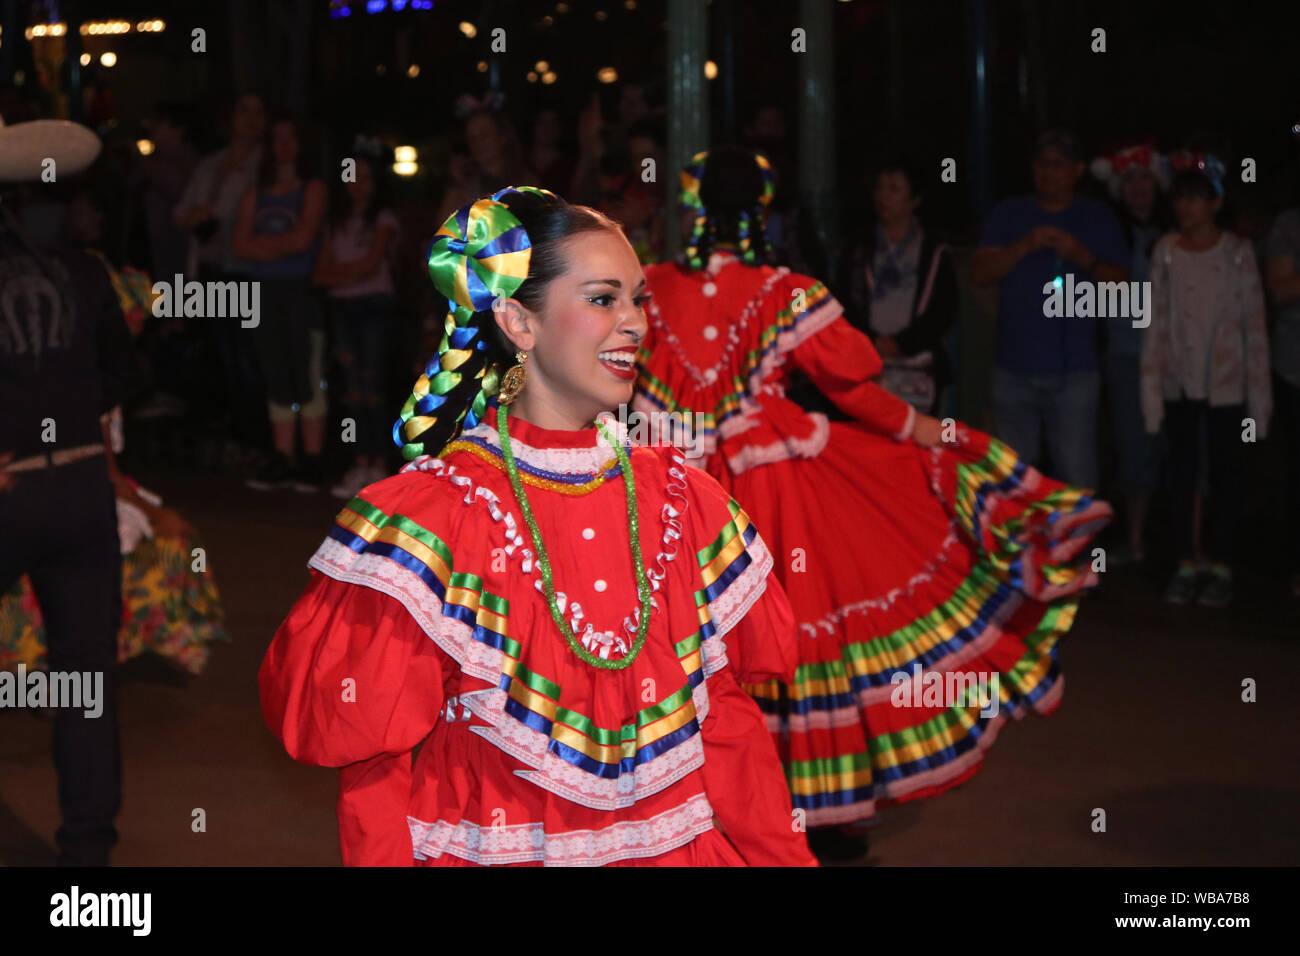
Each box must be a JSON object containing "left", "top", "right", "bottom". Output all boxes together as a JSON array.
[{"left": 1, "top": 461, "right": 1297, "bottom": 867}]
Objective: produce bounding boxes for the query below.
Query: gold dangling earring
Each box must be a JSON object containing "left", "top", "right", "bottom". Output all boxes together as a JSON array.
[{"left": 498, "top": 350, "right": 529, "bottom": 405}]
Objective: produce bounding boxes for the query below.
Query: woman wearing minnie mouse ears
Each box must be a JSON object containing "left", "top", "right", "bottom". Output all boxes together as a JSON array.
[
  {"left": 1090, "top": 141, "right": 1173, "bottom": 566},
  {"left": 260, "top": 186, "right": 817, "bottom": 866}
]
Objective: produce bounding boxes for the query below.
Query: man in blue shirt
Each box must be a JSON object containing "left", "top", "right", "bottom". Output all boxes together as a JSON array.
[{"left": 972, "top": 129, "right": 1130, "bottom": 489}]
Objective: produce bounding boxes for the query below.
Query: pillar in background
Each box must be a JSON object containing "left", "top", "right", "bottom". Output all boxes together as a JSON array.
[
  {"left": 716, "top": 0, "right": 738, "bottom": 141},
  {"left": 665, "top": 0, "right": 709, "bottom": 259},
  {"left": 969, "top": 0, "right": 994, "bottom": 225},
  {"left": 65, "top": 1, "right": 84, "bottom": 123},
  {"left": 797, "top": 0, "right": 837, "bottom": 269}
]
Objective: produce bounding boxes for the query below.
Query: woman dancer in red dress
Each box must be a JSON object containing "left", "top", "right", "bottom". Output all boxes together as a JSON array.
[
  {"left": 634, "top": 148, "right": 1112, "bottom": 859},
  {"left": 259, "top": 187, "right": 815, "bottom": 866}
]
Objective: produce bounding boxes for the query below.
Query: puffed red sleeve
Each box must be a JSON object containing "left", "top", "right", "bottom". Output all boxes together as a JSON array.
[
  {"left": 676, "top": 464, "right": 815, "bottom": 865},
  {"left": 790, "top": 315, "right": 916, "bottom": 440},
  {"left": 700, "top": 665, "right": 817, "bottom": 866},
  {"left": 680, "top": 462, "right": 799, "bottom": 684},
  {"left": 259, "top": 570, "right": 448, "bottom": 865}
]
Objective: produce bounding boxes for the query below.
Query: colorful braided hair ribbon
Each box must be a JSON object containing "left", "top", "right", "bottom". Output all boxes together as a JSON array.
[
  {"left": 394, "top": 186, "right": 555, "bottom": 458},
  {"left": 679, "top": 150, "right": 775, "bottom": 269}
]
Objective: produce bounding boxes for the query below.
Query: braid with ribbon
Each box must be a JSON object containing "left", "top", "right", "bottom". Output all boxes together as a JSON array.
[
  {"left": 679, "top": 149, "right": 776, "bottom": 270},
  {"left": 394, "top": 186, "right": 556, "bottom": 459},
  {"left": 680, "top": 151, "right": 711, "bottom": 270}
]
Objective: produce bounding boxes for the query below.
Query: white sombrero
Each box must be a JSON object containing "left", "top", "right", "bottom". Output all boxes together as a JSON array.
[{"left": 0, "top": 117, "right": 102, "bottom": 182}]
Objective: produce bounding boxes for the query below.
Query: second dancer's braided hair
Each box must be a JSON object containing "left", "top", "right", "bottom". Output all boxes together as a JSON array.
[{"left": 680, "top": 147, "right": 775, "bottom": 270}]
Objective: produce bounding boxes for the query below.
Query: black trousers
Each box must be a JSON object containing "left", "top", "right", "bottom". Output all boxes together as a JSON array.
[
  {"left": 1164, "top": 398, "right": 1244, "bottom": 565},
  {"left": 198, "top": 264, "right": 271, "bottom": 452},
  {"left": 0, "top": 455, "right": 122, "bottom": 864}
]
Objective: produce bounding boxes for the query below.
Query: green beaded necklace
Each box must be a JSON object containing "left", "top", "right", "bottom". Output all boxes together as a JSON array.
[{"left": 497, "top": 402, "right": 655, "bottom": 670}]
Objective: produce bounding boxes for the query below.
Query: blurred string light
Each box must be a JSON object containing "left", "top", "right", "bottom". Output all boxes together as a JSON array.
[
  {"left": 704, "top": 60, "right": 718, "bottom": 79},
  {"left": 556, "top": 3, "right": 569, "bottom": 12},
  {"left": 597, "top": 67, "right": 617, "bottom": 84},
  {"left": 534, "top": 60, "right": 549, "bottom": 72},
  {"left": 393, "top": 145, "right": 417, "bottom": 176},
  {"left": 624, "top": 0, "right": 636, "bottom": 8},
  {"left": 100, "top": 52, "right": 117, "bottom": 67},
  {"left": 136, "top": 139, "right": 155, "bottom": 156},
  {"left": 595, "top": 9, "right": 608, "bottom": 20},
  {"left": 28, "top": 20, "right": 165, "bottom": 38},
  {"left": 541, "top": 70, "right": 557, "bottom": 85},
  {"left": 80, "top": 52, "right": 91, "bottom": 65},
  {"left": 458, "top": 21, "right": 476, "bottom": 37},
  {"left": 476, "top": 60, "right": 488, "bottom": 72},
  {"left": 526, "top": 71, "right": 538, "bottom": 83},
  {"left": 407, "top": 63, "right": 420, "bottom": 77},
  {"left": 332, "top": 0, "right": 432, "bottom": 14}
]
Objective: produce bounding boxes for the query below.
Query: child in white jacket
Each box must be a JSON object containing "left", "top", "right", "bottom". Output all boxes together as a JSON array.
[{"left": 1141, "top": 154, "right": 1271, "bottom": 607}]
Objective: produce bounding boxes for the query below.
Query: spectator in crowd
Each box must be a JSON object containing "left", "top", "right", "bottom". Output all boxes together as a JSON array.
[
  {"left": 1141, "top": 155, "right": 1272, "bottom": 607},
  {"left": 839, "top": 157, "right": 957, "bottom": 415},
  {"left": 233, "top": 109, "right": 328, "bottom": 492},
  {"left": 972, "top": 129, "right": 1130, "bottom": 489},
  {"left": 134, "top": 101, "right": 199, "bottom": 283},
  {"left": 527, "top": 107, "right": 576, "bottom": 197},
  {"left": 174, "top": 92, "right": 269, "bottom": 462},
  {"left": 313, "top": 148, "right": 400, "bottom": 499},
  {"left": 594, "top": 125, "right": 665, "bottom": 264},
  {"left": 570, "top": 93, "right": 609, "bottom": 209},
  {"left": 1090, "top": 141, "right": 1173, "bottom": 564},
  {"left": 436, "top": 100, "right": 535, "bottom": 220}
]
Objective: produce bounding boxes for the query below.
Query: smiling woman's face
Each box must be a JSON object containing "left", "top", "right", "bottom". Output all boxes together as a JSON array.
[{"left": 495, "top": 227, "right": 650, "bottom": 430}]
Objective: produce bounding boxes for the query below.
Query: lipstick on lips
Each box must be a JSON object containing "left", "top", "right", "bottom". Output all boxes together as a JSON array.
[{"left": 598, "top": 346, "right": 638, "bottom": 381}]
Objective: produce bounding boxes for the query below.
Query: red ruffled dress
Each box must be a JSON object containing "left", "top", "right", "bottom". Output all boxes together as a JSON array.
[
  {"left": 636, "top": 252, "right": 1112, "bottom": 827},
  {"left": 259, "top": 411, "right": 817, "bottom": 866}
]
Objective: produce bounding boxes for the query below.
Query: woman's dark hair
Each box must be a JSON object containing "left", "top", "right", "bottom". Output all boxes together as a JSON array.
[
  {"left": 328, "top": 150, "right": 391, "bottom": 231},
  {"left": 258, "top": 108, "right": 318, "bottom": 187},
  {"left": 1170, "top": 168, "right": 1219, "bottom": 203},
  {"left": 465, "top": 108, "right": 528, "bottom": 180},
  {"left": 690, "top": 145, "right": 773, "bottom": 268},
  {"left": 396, "top": 190, "right": 620, "bottom": 457},
  {"left": 150, "top": 100, "right": 191, "bottom": 137},
  {"left": 874, "top": 156, "right": 924, "bottom": 202}
]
